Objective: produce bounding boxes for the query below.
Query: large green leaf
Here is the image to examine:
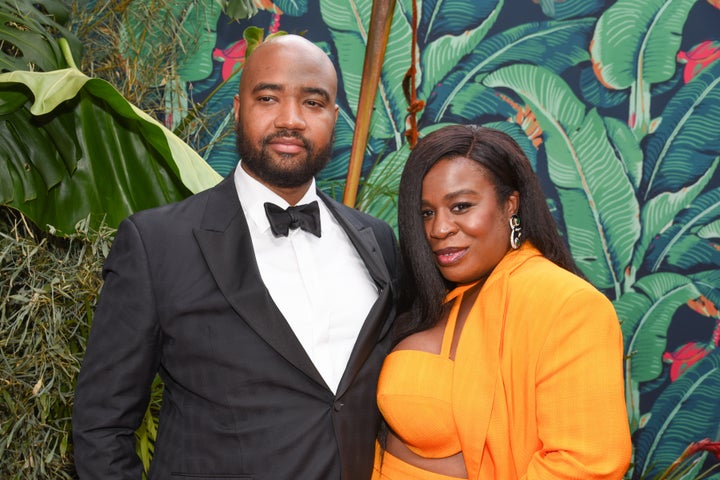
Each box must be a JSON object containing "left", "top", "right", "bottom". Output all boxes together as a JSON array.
[
  {"left": 632, "top": 348, "right": 720, "bottom": 479},
  {"left": 536, "top": 0, "right": 605, "bottom": 19},
  {"left": 120, "top": 0, "right": 223, "bottom": 84},
  {"left": 484, "top": 64, "right": 639, "bottom": 292},
  {"left": 426, "top": 18, "right": 595, "bottom": 123},
  {"left": 418, "top": 0, "right": 502, "bottom": 99},
  {"left": 0, "top": 0, "right": 82, "bottom": 72},
  {"left": 320, "top": 0, "right": 412, "bottom": 147},
  {"left": 590, "top": 0, "right": 695, "bottom": 90},
  {"left": 0, "top": 68, "right": 221, "bottom": 235},
  {"left": 630, "top": 62, "right": 720, "bottom": 273},
  {"left": 590, "top": 0, "right": 697, "bottom": 135},
  {"left": 644, "top": 186, "right": 720, "bottom": 272},
  {"left": 642, "top": 61, "right": 720, "bottom": 201},
  {"left": 617, "top": 272, "right": 701, "bottom": 383}
]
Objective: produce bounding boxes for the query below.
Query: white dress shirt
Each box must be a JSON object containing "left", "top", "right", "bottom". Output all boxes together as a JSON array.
[{"left": 234, "top": 165, "right": 379, "bottom": 393}]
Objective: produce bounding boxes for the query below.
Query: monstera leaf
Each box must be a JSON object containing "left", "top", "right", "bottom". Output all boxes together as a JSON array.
[
  {"left": 484, "top": 63, "right": 640, "bottom": 292},
  {"left": 0, "top": 0, "right": 82, "bottom": 72},
  {"left": 0, "top": 67, "right": 221, "bottom": 235}
]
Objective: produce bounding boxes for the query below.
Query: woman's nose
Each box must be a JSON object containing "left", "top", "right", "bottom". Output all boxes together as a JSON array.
[{"left": 429, "top": 212, "right": 456, "bottom": 239}]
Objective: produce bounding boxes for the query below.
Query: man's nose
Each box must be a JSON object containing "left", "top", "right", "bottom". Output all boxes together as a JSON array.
[{"left": 274, "top": 102, "right": 306, "bottom": 130}]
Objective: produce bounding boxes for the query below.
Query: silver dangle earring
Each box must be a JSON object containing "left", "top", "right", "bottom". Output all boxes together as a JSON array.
[{"left": 509, "top": 214, "right": 522, "bottom": 250}]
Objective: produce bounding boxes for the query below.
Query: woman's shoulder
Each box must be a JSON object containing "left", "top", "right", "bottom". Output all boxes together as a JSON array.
[{"left": 510, "top": 255, "right": 611, "bottom": 306}]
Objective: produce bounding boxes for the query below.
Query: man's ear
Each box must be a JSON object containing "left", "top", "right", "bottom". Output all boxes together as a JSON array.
[{"left": 233, "top": 94, "right": 241, "bottom": 124}]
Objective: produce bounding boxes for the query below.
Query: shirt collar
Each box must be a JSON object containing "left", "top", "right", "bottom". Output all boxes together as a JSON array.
[{"left": 233, "top": 164, "right": 320, "bottom": 234}]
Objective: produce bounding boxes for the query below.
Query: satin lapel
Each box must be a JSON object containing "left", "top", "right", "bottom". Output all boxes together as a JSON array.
[
  {"left": 321, "top": 193, "right": 394, "bottom": 397},
  {"left": 193, "top": 176, "right": 325, "bottom": 387}
]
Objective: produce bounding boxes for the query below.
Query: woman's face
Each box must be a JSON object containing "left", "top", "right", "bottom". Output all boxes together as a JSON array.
[{"left": 421, "top": 156, "right": 519, "bottom": 285}]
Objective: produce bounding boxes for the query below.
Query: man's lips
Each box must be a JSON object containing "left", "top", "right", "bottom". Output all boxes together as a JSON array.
[
  {"left": 268, "top": 137, "right": 306, "bottom": 154},
  {"left": 434, "top": 247, "right": 467, "bottom": 267}
]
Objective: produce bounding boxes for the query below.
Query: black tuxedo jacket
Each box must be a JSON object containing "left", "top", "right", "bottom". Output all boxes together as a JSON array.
[{"left": 72, "top": 173, "right": 400, "bottom": 480}]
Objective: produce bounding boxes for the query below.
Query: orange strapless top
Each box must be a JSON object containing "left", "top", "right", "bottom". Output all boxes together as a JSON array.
[{"left": 377, "top": 284, "right": 472, "bottom": 459}]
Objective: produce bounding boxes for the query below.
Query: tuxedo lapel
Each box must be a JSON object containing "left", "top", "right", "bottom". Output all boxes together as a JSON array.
[
  {"left": 320, "top": 193, "right": 394, "bottom": 397},
  {"left": 193, "top": 176, "right": 326, "bottom": 387}
]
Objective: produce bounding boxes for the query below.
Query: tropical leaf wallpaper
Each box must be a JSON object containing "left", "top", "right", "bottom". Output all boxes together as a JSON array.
[
  {"left": 182, "top": 1, "right": 720, "bottom": 477},
  {"left": 1, "top": 0, "right": 719, "bottom": 477}
]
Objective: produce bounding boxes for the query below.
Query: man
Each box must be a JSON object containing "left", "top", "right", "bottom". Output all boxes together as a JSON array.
[{"left": 73, "top": 35, "right": 400, "bottom": 479}]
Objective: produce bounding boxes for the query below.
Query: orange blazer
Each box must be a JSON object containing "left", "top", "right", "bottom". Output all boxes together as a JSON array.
[{"left": 453, "top": 244, "right": 632, "bottom": 479}]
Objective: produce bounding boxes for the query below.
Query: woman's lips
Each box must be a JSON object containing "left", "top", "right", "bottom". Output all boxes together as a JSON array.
[{"left": 434, "top": 247, "right": 467, "bottom": 267}]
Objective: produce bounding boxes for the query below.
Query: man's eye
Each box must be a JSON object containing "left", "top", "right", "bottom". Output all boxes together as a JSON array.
[{"left": 421, "top": 209, "right": 434, "bottom": 218}]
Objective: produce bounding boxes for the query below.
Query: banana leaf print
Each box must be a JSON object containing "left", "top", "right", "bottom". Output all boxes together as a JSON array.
[
  {"left": 1, "top": 0, "right": 720, "bottom": 476},
  {"left": 617, "top": 272, "right": 702, "bottom": 431},
  {"left": 631, "top": 348, "right": 720, "bottom": 479},
  {"left": 484, "top": 63, "right": 640, "bottom": 293},
  {"left": 645, "top": 187, "right": 720, "bottom": 273},
  {"left": 427, "top": 18, "right": 595, "bottom": 124},
  {"left": 634, "top": 61, "right": 720, "bottom": 267},
  {"left": 590, "top": 0, "right": 698, "bottom": 137}
]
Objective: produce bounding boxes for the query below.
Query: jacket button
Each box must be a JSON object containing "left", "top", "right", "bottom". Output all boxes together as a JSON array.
[{"left": 334, "top": 402, "right": 345, "bottom": 411}]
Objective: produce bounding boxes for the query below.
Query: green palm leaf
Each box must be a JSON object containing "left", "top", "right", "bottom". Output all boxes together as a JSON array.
[
  {"left": 419, "top": 0, "right": 502, "bottom": 99},
  {"left": 641, "top": 61, "right": 720, "bottom": 202},
  {"left": 0, "top": 68, "right": 221, "bottom": 235},
  {"left": 632, "top": 348, "right": 720, "bottom": 478},
  {"left": 617, "top": 272, "right": 701, "bottom": 384},
  {"left": 590, "top": 0, "right": 697, "bottom": 135},
  {"left": 484, "top": 64, "right": 639, "bottom": 292},
  {"left": 426, "top": 18, "right": 595, "bottom": 123},
  {"left": 320, "top": 0, "right": 411, "bottom": 146},
  {"left": 644, "top": 186, "right": 720, "bottom": 272}
]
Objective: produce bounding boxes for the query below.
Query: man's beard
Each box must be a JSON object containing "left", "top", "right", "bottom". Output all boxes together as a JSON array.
[{"left": 235, "top": 123, "right": 334, "bottom": 189}]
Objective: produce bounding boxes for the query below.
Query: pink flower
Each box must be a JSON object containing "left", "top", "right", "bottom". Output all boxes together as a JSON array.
[
  {"left": 662, "top": 342, "right": 710, "bottom": 381},
  {"left": 213, "top": 40, "right": 248, "bottom": 81},
  {"left": 677, "top": 40, "right": 720, "bottom": 83}
]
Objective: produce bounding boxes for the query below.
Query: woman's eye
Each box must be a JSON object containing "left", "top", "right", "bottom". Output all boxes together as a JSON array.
[
  {"left": 452, "top": 202, "right": 472, "bottom": 212},
  {"left": 421, "top": 209, "right": 434, "bottom": 218}
]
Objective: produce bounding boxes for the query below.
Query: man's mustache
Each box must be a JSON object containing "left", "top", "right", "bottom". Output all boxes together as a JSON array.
[{"left": 262, "top": 130, "right": 312, "bottom": 150}]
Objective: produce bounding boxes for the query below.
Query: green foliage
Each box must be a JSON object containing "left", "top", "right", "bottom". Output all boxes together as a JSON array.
[
  {"left": 0, "top": 0, "right": 82, "bottom": 72},
  {"left": 0, "top": 67, "right": 222, "bottom": 236},
  {"left": 0, "top": 207, "right": 109, "bottom": 478}
]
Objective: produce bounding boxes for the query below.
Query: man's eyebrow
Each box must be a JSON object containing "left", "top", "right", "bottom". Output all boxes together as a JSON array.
[
  {"left": 251, "top": 83, "right": 331, "bottom": 102},
  {"left": 252, "top": 82, "right": 283, "bottom": 94},
  {"left": 302, "top": 87, "right": 331, "bottom": 102}
]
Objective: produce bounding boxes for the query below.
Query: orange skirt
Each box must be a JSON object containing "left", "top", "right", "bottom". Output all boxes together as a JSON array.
[{"left": 372, "top": 445, "right": 466, "bottom": 480}]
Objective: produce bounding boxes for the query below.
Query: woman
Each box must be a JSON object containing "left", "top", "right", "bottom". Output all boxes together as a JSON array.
[{"left": 373, "top": 125, "right": 632, "bottom": 479}]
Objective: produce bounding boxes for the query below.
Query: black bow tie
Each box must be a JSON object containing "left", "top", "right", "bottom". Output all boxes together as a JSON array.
[{"left": 264, "top": 201, "right": 321, "bottom": 238}]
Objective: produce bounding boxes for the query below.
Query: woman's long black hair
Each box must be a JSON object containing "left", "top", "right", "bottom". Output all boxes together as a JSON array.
[{"left": 395, "top": 124, "right": 580, "bottom": 341}]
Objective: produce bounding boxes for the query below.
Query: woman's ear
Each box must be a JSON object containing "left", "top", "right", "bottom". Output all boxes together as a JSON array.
[{"left": 507, "top": 191, "right": 520, "bottom": 216}]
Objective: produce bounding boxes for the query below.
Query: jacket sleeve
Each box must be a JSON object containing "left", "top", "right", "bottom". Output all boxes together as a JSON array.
[
  {"left": 72, "top": 217, "right": 161, "bottom": 479},
  {"left": 526, "top": 287, "right": 632, "bottom": 480}
]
